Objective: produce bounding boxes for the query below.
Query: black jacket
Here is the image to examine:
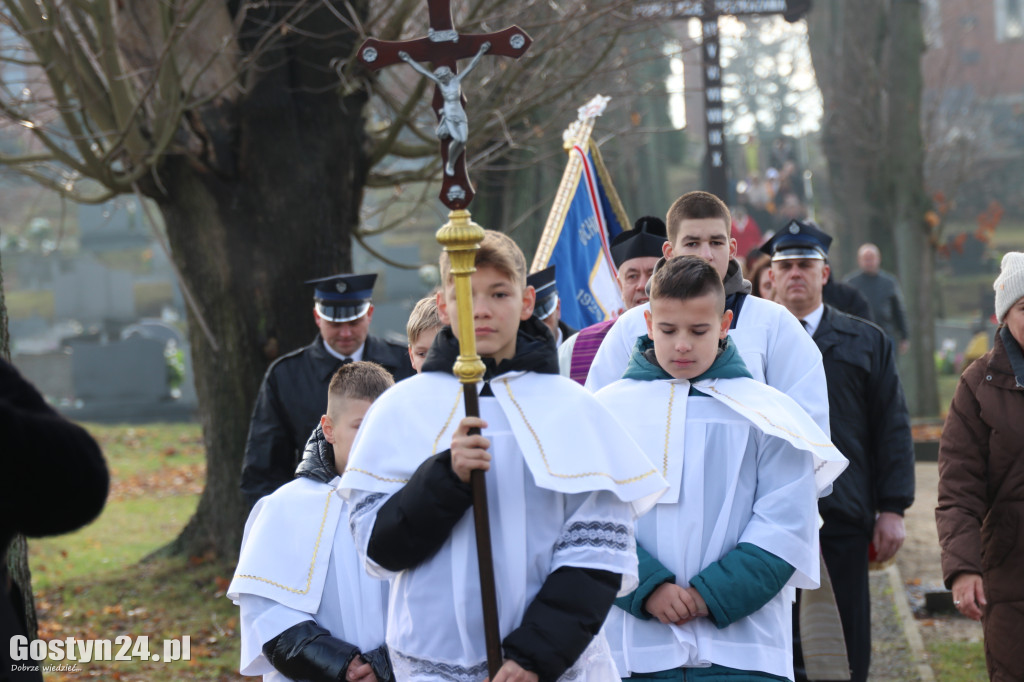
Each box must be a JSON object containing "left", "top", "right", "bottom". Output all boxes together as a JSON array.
[
  {"left": 368, "top": 319, "right": 620, "bottom": 682},
  {"left": 813, "top": 306, "right": 915, "bottom": 533},
  {"left": 240, "top": 334, "right": 413, "bottom": 509},
  {"left": 1, "top": 359, "right": 108, "bottom": 682},
  {"left": 823, "top": 276, "right": 873, "bottom": 322}
]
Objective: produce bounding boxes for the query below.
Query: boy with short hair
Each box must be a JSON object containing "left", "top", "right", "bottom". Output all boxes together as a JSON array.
[
  {"left": 585, "top": 191, "right": 829, "bottom": 436},
  {"left": 340, "top": 230, "right": 667, "bottom": 682},
  {"left": 595, "top": 256, "right": 847, "bottom": 681},
  {"left": 228, "top": 362, "right": 396, "bottom": 682},
  {"left": 406, "top": 295, "right": 443, "bottom": 373}
]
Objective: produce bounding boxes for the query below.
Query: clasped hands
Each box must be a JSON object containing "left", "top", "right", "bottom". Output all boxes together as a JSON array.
[{"left": 645, "top": 582, "right": 709, "bottom": 625}]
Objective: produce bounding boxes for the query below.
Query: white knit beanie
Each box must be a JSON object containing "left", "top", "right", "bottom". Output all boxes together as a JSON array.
[{"left": 994, "top": 252, "right": 1024, "bottom": 323}]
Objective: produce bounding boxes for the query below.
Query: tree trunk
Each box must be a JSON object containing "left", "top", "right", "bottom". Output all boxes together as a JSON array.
[
  {"left": 807, "top": 0, "right": 938, "bottom": 415},
  {"left": 887, "top": 0, "right": 939, "bottom": 417},
  {"left": 1, "top": 249, "right": 38, "bottom": 640},
  {"left": 806, "top": 0, "right": 888, "bottom": 271},
  {"left": 153, "top": 2, "right": 370, "bottom": 558}
]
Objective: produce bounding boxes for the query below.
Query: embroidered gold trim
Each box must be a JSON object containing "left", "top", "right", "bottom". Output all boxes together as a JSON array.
[
  {"left": 433, "top": 387, "right": 463, "bottom": 454},
  {"left": 662, "top": 383, "right": 675, "bottom": 477},
  {"left": 346, "top": 386, "right": 462, "bottom": 484},
  {"left": 705, "top": 385, "right": 836, "bottom": 448},
  {"left": 345, "top": 468, "right": 410, "bottom": 484},
  {"left": 235, "top": 488, "right": 334, "bottom": 594},
  {"left": 502, "top": 379, "right": 659, "bottom": 484}
]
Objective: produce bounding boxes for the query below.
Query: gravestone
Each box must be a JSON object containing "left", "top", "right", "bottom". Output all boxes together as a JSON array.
[
  {"left": 54, "top": 255, "right": 135, "bottom": 322},
  {"left": 70, "top": 336, "right": 169, "bottom": 403},
  {"left": 12, "top": 351, "right": 74, "bottom": 403}
]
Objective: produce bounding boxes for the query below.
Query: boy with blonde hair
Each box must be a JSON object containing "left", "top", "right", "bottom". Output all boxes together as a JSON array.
[
  {"left": 595, "top": 257, "right": 846, "bottom": 681},
  {"left": 341, "top": 230, "right": 667, "bottom": 682},
  {"left": 229, "top": 362, "right": 395, "bottom": 682},
  {"left": 406, "top": 295, "right": 443, "bottom": 373}
]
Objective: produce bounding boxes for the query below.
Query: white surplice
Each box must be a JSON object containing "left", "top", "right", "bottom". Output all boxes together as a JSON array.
[
  {"left": 339, "top": 371, "right": 669, "bottom": 682},
  {"left": 584, "top": 296, "right": 831, "bottom": 437},
  {"left": 228, "top": 476, "right": 389, "bottom": 681},
  {"left": 595, "top": 376, "right": 848, "bottom": 680}
]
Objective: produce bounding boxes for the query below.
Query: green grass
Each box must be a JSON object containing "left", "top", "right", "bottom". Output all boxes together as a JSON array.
[
  {"left": 29, "top": 424, "right": 206, "bottom": 592},
  {"left": 30, "top": 494, "right": 199, "bottom": 591},
  {"left": 36, "top": 555, "right": 242, "bottom": 682},
  {"left": 926, "top": 641, "right": 988, "bottom": 682},
  {"left": 25, "top": 422, "right": 243, "bottom": 681}
]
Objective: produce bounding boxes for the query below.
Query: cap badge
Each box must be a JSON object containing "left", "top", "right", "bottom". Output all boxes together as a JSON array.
[
  {"left": 335, "top": 281, "right": 348, "bottom": 293},
  {"left": 789, "top": 223, "right": 800, "bottom": 234}
]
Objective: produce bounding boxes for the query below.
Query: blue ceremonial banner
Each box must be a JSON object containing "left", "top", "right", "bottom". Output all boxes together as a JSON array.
[{"left": 532, "top": 142, "right": 629, "bottom": 330}]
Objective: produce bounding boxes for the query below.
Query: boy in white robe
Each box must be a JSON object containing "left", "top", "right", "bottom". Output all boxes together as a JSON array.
[
  {"left": 595, "top": 257, "right": 847, "bottom": 681},
  {"left": 584, "top": 191, "right": 829, "bottom": 438},
  {"left": 228, "top": 362, "right": 395, "bottom": 682},
  {"left": 340, "top": 230, "right": 668, "bottom": 682}
]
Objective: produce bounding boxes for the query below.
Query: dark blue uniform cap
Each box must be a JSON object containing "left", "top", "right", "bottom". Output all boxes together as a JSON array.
[
  {"left": 610, "top": 216, "right": 668, "bottom": 268},
  {"left": 760, "top": 220, "right": 833, "bottom": 261},
  {"left": 305, "top": 273, "right": 377, "bottom": 323},
  {"left": 527, "top": 265, "right": 559, "bottom": 321}
]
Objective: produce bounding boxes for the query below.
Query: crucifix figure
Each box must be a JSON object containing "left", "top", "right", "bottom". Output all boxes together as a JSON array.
[
  {"left": 398, "top": 41, "right": 491, "bottom": 177},
  {"left": 358, "top": 0, "right": 531, "bottom": 209}
]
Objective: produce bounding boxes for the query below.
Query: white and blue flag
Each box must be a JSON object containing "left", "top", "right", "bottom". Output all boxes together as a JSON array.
[{"left": 531, "top": 96, "right": 630, "bottom": 330}]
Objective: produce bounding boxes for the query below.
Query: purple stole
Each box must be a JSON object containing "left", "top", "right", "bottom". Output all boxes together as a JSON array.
[{"left": 569, "top": 319, "right": 617, "bottom": 385}]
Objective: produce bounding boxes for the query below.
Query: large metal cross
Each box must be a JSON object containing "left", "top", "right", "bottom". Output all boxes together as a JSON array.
[
  {"left": 358, "top": 1, "right": 532, "bottom": 209},
  {"left": 634, "top": 0, "right": 810, "bottom": 200}
]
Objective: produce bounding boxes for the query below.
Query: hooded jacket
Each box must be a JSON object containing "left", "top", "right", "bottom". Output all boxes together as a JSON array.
[
  {"left": 935, "top": 327, "right": 1024, "bottom": 678},
  {"left": 936, "top": 327, "right": 1024, "bottom": 602}
]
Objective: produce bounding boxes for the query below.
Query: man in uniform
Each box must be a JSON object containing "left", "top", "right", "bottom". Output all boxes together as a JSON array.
[
  {"left": 764, "top": 222, "right": 915, "bottom": 682},
  {"left": 239, "top": 273, "right": 413, "bottom": 509},
  {"left": 527, "top": 265, "right": 576, "bottom": 347}
]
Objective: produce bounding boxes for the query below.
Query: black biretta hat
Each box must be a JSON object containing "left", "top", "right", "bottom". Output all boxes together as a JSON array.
[
  {"left": 306, "top": 273, "right": 377, "bottom": 323},
  {"left": 610, "top": 216, "right": 667, "bottom": 268},
  {"left": 760, "top": 220, "right": 832, "bottom": 261},
  {"left": 527, "top": 266, "right": 559, "bottom": 321}
]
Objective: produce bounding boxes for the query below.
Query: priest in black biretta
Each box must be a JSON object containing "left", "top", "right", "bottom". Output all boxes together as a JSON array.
[
  {"left": 611, "top": 216, "right": 668, "bottom": 269},
  {"left": 528, "top": 265, "right": 577, "bottom": 347}
]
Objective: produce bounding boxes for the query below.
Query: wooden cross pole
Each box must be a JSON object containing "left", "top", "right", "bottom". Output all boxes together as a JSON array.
[
  {"left": 633, "top": 0, "right": 810, "bottom": 201},
  {"left": 357, "top": 4, "right": 531, "bottom": 678}
]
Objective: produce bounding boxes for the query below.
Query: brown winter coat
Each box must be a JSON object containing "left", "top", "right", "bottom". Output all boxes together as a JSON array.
[{"left": 936, "top": 328, "right": 1024, "bottom": 680}]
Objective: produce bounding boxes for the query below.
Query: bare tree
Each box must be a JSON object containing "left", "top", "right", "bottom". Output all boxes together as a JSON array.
[{"left": 0, "top": 0, "right": 667, "bottom": 559}]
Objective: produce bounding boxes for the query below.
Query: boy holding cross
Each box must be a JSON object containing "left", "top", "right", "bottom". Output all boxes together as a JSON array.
[{"left": 340, "top": 230, "right": 666, "bottom": 682}]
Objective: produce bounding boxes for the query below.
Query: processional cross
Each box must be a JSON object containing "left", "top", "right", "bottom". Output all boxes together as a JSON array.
[
  {"left": 358, "top": 3, "right": 531, "bottom": 678},
  {"left": 634, "top": 0, "right": 811, "bottom": 200}
]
